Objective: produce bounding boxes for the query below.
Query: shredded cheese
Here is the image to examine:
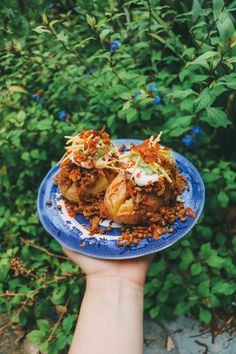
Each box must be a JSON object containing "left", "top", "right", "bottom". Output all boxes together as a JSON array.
[{"left": 154, "top": 162, "right": 172, "bottom": 183}]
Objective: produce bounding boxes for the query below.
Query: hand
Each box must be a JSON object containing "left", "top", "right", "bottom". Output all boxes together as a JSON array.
[{"left": 62, "top": 246, "right": 153, "bottom": 287}]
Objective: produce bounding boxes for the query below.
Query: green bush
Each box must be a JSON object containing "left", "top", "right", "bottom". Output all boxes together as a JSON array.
[{"left": 0, "top": 0, "right": 236, "bottom": 352}]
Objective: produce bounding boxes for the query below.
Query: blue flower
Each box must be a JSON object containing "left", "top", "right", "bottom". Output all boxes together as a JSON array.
[
  {"left": 182, "top": 134, "right": 194, "bottom": 147},
  {"left": 149, "top": 84, "right": 158, "bottom": 92},
  {"left": 133, "top": 91, "right": 142, "bottom": 100},
  {"left": 31, "top": 93, "right": 37, "bottom": 100},
  {"left": 58, "top": 110, "right": 67, "bottom": 120},
  {"left": 153, "top": 95, "right": 161, "bottom": 105},
  {"left": 109, "top": 39, "right": 120, "bottom": 53},
  {"left": 38, "top": 97, "right": 45, "bottom": 104},
  {"left": 191, "top": 125, "right": 202, "bottom": 135}
]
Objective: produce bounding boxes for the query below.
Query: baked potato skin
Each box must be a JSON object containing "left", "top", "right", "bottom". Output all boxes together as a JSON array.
[
  {"left": 104, "top": 173, "right": 173, "bottom": 225},
  {"left": 57, "top": 165, "right": 115, "bottom": 203}
]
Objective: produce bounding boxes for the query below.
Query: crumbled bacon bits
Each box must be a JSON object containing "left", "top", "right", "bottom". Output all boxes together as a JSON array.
[{"left": 117, "top": 201, "right": 195, "bottom": 247}]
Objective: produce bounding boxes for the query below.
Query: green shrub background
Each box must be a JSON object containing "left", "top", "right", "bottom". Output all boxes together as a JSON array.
[{"left": 1, "top": 0, "right": 236, "bottom": 353}]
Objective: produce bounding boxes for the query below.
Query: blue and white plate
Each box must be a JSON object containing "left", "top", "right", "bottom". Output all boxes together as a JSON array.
[{"left": 37, "top": 139, "right": 205, "bottom": 259}]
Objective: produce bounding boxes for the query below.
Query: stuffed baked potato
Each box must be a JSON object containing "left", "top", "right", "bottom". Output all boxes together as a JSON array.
[
  {"left": 104, "top": 135, "right": 186, "bottom": 225},
  {"left": 56, "top": 129, "right": 119, "bottom": 204}
]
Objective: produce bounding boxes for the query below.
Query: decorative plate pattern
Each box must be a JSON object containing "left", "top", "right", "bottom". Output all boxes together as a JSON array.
[{"left": 37, "top": 139, "right": 205, "bottom": 259}]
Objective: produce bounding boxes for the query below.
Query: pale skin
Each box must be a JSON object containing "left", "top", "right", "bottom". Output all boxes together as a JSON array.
[{"left": 62, "top": 247, "right": 152, "bottom": 354}]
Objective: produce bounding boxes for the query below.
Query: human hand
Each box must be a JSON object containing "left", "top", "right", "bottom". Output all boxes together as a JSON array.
[{"left": 62, "top": 246, "right": 153, "bottom": 287}]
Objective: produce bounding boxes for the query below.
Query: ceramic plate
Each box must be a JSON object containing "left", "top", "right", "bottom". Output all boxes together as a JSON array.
[{"left": 37, "top": 139, "right": 205, "bottom": 259}]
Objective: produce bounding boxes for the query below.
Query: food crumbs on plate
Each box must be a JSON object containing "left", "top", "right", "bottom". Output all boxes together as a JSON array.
[
  {"left": 46, "top": 200, "right": 52, "bottom": 206},
  {"left": 80, "top": 241, "right": 86, "bottom": 248},
  {"left": 56, "top": 204, "right": 62, "bottom": 209},
  {"left": 168, "top": 227, "right": 174, "bottom": 233}
]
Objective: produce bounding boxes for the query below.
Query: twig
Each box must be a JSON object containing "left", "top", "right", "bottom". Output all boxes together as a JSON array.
[
  {"left": 46, "top": 24, "right": 96, "bottom": 78},
  {"left": 20, "top": 237, "right": 68, "bottom": 260},
  {"left": 194, "top": 340, "right": 208, "bottom": 354},
  {"left": 0, "top": 300, "right": 29, "bottom": 332},
  {"left": 48, "top": 296, "right": 71, "bottom": 342},
  {"left": 197, "top": 4, "right": 226, "bottom": 53}
]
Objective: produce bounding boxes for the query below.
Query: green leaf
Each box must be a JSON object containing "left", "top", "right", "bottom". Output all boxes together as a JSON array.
[
  {"left": 199, "top": 307, "right": 212, "bottom": 324},
  {"left": 217, "top": 73, "right": 236, "bottom": 90},
  {"left": 126, "top": 109, "right": 137, "bottom": 124},
  {"left": 100, "top": 28, "right": 112, "bottom": 41},
  {"left": 122, "top": 101, "right": 131, "bottom": 111},
  {"left": 200, "top": 243, "right": 214, "bottom": 258},
  {"left": 213, "top": 0, "right": 224, "bottom": 21},
  {"left": 191, "top": 263, "right": 202, "bottom": 276},
  {"left": 201, "top": 107, "right": 231, "bottom": 128},
  {"left": 217, "top": 190, "right": 229, "bottom": 208},
  {"left": 150, "top": 34, "right": 176, "bottom": 53},
  {"left": 37, "top": 120, "right": 52, "bottom": 131},
  {"left": 86, "top": 14, "right": 96, "bottom": 28},
  {"left": 17, "top": 111, "right": 26, "bottom": 121},
  {"left": 175, "top": 301, "right": 191, "bottom": 315},
  {"left": 52, "top": 285, "right": 67, "bottom": 303},
  {"left": 168, "top": 89, "right": 197, "bottom": 99},
  {"left": 212, "top": 281, "right": 235, "bottom": 295},
  {"left": 192, "top": 0, "right": 202, "bottom": 21},
  {"left": 55, "top": 335, "right": 68, "bottom": 350},
  {"left": 150, "top": 306, "right": 160, "bottom": 318},
  {"left": 148, "top": 258, "right": 167, "bottom": 276},
  {"left": 37, "top": 319, "right": 51, "bottom": 332},
  {"left": 205, "top": 255, "right": 225, "bottom": 268},
  {"left": 213, "top": 0, "right": 235, "bottom": 44},
  {"left": 8, "top": 85, "right": 28, "bottom": 94},
  {"left": 0, "top": 259, "right": 9, "bottom": 281},
  {"left": 74, "top": 37, "right": 95, "bottom": 49},
  {"left": 197, "top": 279, "right": 210, "bottom": 296},
  {"left": 21, "top": 152, "right": 30, "bottom": 161},
  {"left": 62, "top": 315, "right": 75, "bottom": 333},
  {"left": 194, "top": 88, "right": 216, "bottom": 112},
  {"left": 27, "top": 330, "right": 44, "bottom": 344},
  {"left": 186, "top": 51, "right": 219, "bottom": 68},
  {"left": 49, "top": 20, "right": 60, "bottom": 30},
  {"left": 120, "top": 92, "right": 131, "bottom": 100},
  {"left": 39, "top": 340, "right": 49, "bottom": 352},
  {"left": 179, "top": 248, "right": 194, "bottom": 269},
  {"left": 169, "top": 126, "right": 190, "bottom": 137},
  {"left": 33, "top": 26, "right": 50, "bottom": 34}
]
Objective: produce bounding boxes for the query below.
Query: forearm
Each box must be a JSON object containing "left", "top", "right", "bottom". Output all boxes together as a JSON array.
[{"left": 69, "top": 276, "right": 144, "bottom": 354}]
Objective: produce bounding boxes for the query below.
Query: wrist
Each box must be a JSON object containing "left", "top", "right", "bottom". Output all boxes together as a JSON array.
[{"left": 86, "top": 275, "right": 144, "bottom": 296}]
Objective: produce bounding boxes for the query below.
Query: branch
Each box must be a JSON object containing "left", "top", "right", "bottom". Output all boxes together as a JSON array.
[
  {"left": 48, "top": 296, "right": 71, "bottom": 342},
  {"left": 20, "top": 237, "right": 68, "bottom": 260}
]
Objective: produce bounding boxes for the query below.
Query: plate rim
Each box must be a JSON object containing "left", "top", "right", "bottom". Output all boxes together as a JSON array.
[{"left": 37, "top": 139, "right": 205, "bottom": 259}]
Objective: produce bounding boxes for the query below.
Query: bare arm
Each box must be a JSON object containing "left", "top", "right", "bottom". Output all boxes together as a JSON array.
[{"left": 63, "top": 248, "right": 152, "bottom": 354}]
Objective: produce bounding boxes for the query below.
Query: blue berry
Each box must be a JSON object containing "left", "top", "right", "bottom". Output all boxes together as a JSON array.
[
  {"left": 182, "top": 134, "right": 194, "bottom": 147},
  {"left": 58, "top": 110, "right": 67, "bottom": 120},
  {"left": 191, "top": 125, "right": 202, "bottom": 135},
  {"left": 109, "top": 39, "right": 121, "bottom": 53},
  {"left": 31, "top": 93, "right": 37, "bottom": 99},
  {"left": 153, "top": 95, "right": 161, "bottom": 105},
  {"left": 133, "top": 91, "right": 142, "bottom": 100},
  {"left": 149, "top": 84, "right": 158, "bottom": 92}
]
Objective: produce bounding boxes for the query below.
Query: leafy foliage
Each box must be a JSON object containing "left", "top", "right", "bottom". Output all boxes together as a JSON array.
[{"left": 0, "top": 0, "right": 236, "bottom": 352}]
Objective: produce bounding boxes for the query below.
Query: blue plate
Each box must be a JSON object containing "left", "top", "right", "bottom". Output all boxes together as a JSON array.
[{"left": 37, "top": 139, "right": 205, "bottom": 259}]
